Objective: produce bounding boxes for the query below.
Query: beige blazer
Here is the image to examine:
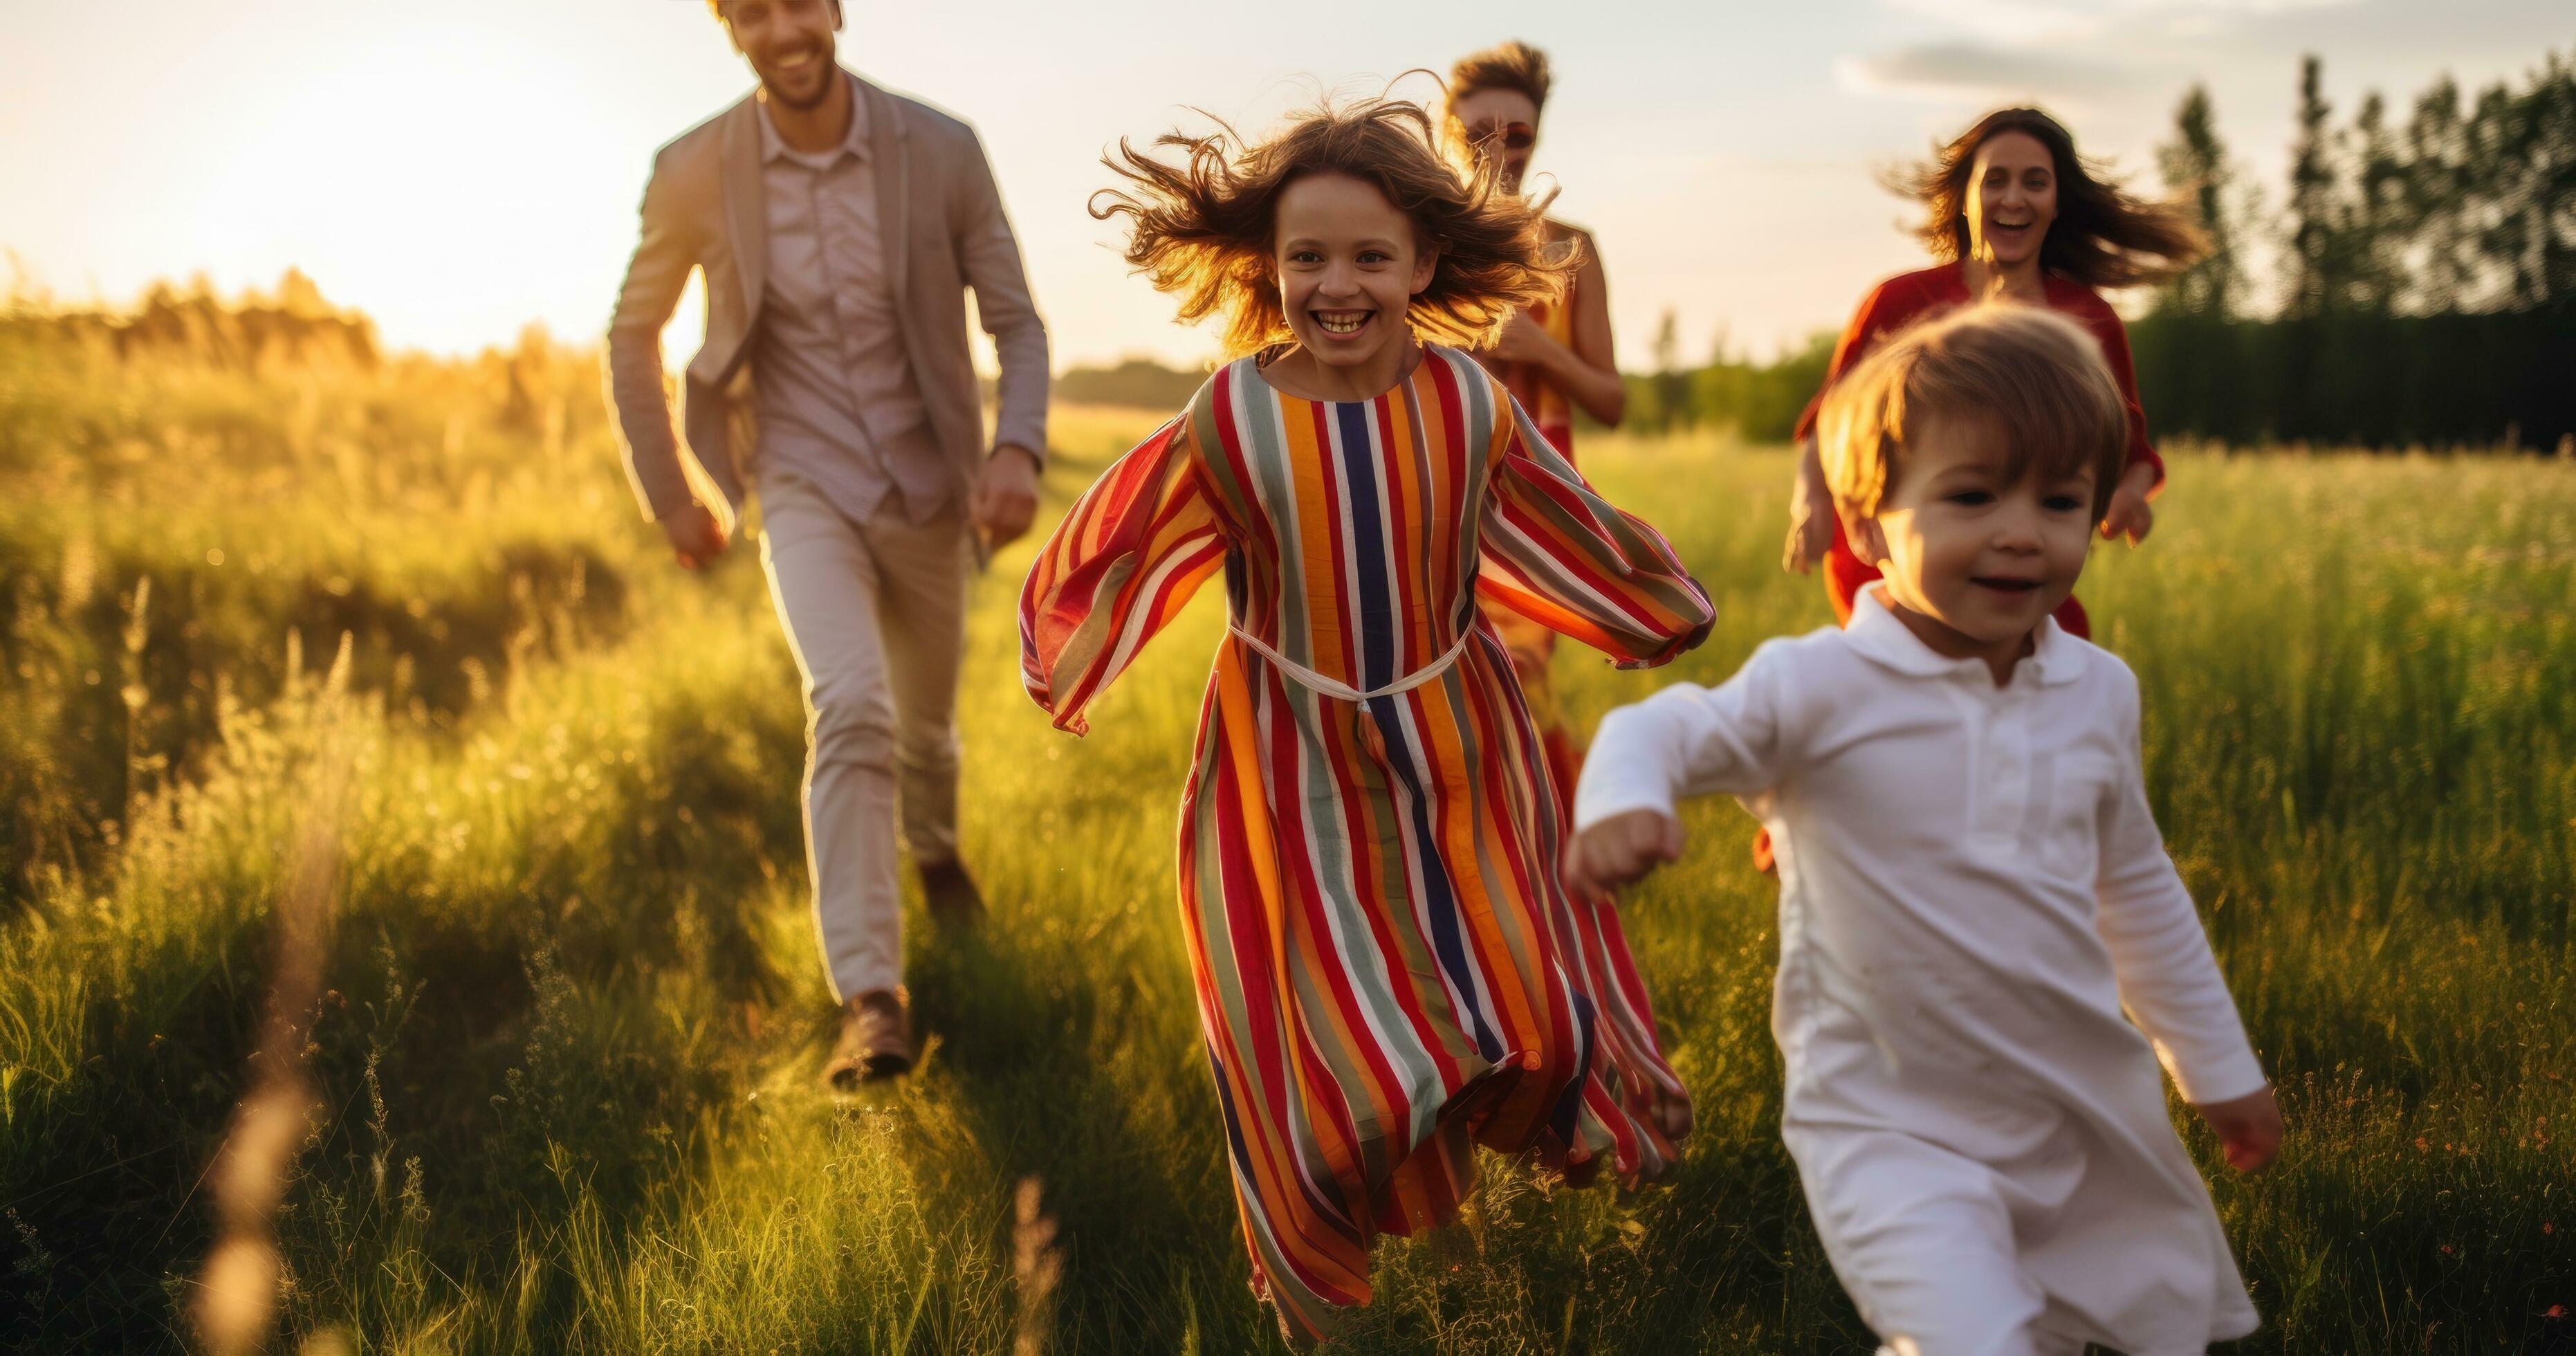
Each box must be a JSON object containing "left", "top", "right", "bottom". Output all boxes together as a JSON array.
[{"left": 606, "top": 73, "right": 1049, "bottom": 531}]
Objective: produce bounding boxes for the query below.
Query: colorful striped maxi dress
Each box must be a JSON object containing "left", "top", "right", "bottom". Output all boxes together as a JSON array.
[
  {"left": 1477, "top": 277, "right": 1590, "bottom": 824},
  {"left": 1018, "top": 345, "right": 1713, "bottom": 1337}
]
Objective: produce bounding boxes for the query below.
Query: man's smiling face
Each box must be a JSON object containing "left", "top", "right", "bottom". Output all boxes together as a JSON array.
[{"left": 722, "top": 0, "right": 842, "bottom": 112}]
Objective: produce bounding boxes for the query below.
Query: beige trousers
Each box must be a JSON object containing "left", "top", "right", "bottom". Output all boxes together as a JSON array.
[{"left": 757, "top": 470, "right": 968, "bottom": 1001}]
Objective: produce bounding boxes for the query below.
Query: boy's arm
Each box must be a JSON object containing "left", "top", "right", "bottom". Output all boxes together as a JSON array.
[
  {"left": 1574, "top": 643, "right": 1795, "bottom": 833},
  {"left": 2094, "top": 679, "right": 2267, "bottom": 1107}
]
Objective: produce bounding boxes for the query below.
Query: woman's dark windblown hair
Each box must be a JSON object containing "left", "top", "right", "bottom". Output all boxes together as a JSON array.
[{"left": 1895, "top": 107, "right": 2208, "bottom": 290}]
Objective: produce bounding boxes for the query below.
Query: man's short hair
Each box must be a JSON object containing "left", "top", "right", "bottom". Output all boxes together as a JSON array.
[
  {"left": 1449, "top": 41, "right": 1553, "bottom": 113},
  {"left": 1817, "top": 304, "right": 2129, "bottom": 524},
  {"left": 708, "top": 0, "right": 840, "bottom": 19}
]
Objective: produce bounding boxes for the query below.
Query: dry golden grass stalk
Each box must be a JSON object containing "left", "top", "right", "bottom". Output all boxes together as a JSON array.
[
  {"left": 1011, "top": 1175, "right": 1064, "bottom": 1356},
  {"left": 190, "top": 636, "right": 356, "bottom": 1356}
]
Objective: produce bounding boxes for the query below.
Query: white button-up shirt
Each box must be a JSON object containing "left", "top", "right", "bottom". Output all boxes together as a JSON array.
[
  {"left": 1576, "top": 585, "right": 2265, "bottom": 1353},
  {"left": 752, "top": 80, "right": 948, "bottom": 524}
]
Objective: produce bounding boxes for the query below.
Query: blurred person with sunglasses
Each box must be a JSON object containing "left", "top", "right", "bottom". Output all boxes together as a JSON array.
[{"left": 1446, "top": 40, "right": 1631, "bottom": 890}]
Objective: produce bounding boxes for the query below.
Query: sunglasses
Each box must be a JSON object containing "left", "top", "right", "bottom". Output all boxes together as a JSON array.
[{"left": 1470, "top": 121, "right": 1536, "bottom": 153}]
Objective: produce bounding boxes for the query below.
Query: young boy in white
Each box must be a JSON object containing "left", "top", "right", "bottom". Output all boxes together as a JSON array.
[{"left": 1568, "top": 305, "right": 2284, "bottom": 1356}]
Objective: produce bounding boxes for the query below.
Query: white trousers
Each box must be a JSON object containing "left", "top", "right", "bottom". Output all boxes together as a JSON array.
[
  {"left": 1806, "top": 1128, "right": 2095, "bottom": 1356},
  {"left": 757, "top": 471, "right": 968, "bottom": 1001}
]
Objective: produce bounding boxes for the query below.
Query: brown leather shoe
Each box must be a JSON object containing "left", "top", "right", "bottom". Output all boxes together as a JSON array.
[
  {"left": 918, "top": 859, "right": 987, "bottom": 933},
  {"left": 825, "top": 990, "right": 912, "bottom": 1089}
]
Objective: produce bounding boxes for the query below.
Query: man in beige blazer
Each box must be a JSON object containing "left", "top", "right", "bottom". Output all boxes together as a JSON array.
[{"left": 607, "top": 0, "right": 1048, "bottom": 1085}]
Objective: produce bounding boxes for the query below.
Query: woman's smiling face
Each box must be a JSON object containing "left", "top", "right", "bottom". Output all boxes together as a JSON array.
[
  {"left": 1271, "top": 171, "right": 1437, "bottom": 370},
  {"left": 1965, "top": 130, "right": 2058, "bottom": 268}
]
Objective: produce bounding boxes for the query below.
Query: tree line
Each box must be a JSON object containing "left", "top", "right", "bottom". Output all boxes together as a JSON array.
[{"left": 1631, "top": 44, "right": 2576, "bottom": 452}]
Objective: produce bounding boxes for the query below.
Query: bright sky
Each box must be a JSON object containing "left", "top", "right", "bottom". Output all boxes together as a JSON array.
[{"left": 0, "top": 0, "right": 2560, "bottom": 371}]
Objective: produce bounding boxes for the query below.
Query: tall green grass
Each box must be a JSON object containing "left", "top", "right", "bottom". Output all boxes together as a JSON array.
[
  {"left": 0, "top": 332, "right": 645, "bottom": 906},
  {"left": 0, "top": 369, "right": 2568, "bottom": 1352}
]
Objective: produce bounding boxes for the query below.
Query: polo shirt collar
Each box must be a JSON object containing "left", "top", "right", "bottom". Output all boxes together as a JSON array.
[{"left": 1846, "top": 583, "right": 2086, "bottom": 687}]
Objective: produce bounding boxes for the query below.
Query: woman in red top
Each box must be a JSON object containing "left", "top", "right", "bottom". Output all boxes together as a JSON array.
[{"left": 1783, "top": 107, "right": 2207, "bottom": 639}]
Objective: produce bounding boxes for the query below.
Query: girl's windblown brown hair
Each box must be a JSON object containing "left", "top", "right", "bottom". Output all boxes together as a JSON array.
[
  {"left": 1895, "top": 107, "right": 2207, "bottom": 291},
  {"left": 1091, "top": 97, "right": 1574, "bottom": 356}
]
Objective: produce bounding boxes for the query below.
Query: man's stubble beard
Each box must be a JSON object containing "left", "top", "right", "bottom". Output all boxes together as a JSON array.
[{"left": 762, "top": 40, "right": 839, "bottom": 112}]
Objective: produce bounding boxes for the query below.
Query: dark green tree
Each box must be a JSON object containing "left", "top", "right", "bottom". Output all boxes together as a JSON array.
[
  {"left": 2155, "top": 83, "right": 2245, "bottom": 318},
  {"left": 2283, "top": 55, "right": 2342, "bottom": 318},
  {"left": 2402, "top": 75, "right": 2482, "bottom": 311},
  {"left": 2342, "top": 91, "right": 2409, "bottom": 311},
  {"left": 1649, "top": 309, "right": 1693, "bottom": 433}
]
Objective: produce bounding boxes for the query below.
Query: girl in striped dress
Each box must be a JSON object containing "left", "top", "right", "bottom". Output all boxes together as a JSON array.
[{"left": 1021, "top": 98, "right": 1714, "bottom": 1344}]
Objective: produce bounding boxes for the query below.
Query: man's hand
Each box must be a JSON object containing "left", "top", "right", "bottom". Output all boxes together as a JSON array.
[
  {"left": 971, "top": 444, "right": 1042, "bottom": 550},
  {"left": 663, "top": 502, "right": 728, "bottom": 571},
  {"left": 1783, "top": 447, "right": 1836, "bottom": 575},
  {"left": 2099, "top": 461, "right": 2160, "bottom": 546},
  {"left": 1564, "top": 809, "right": 1687, "bottom": 896},
  {"left": 2193, "top": 1085, "right": 2284, "bottom": 1173}
]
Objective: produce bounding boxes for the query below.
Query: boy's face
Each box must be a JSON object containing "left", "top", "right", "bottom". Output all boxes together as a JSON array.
[
  {"left": 1848, "top": 414, "right": 2095, "bottom": 652},
  {"left": 1272, "top": 172, "right": 1437, "bottom": 370}
]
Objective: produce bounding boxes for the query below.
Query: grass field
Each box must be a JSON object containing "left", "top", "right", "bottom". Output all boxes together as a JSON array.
[{"left": 1, "top": 331, "right": 2570, "bottom": 1353}]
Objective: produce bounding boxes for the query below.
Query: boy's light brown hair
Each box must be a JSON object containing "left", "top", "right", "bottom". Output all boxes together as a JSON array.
[
  {"left": 1089, "top": 97, "right": 1574, "bottom": 356},
  {"left": 1816, "top": 304, "right": 2130, "bottom": 525}
]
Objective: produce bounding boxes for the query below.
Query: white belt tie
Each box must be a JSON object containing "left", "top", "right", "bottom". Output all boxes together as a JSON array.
[{"left": 1228, "top": 625, "right": 1476, "bottom": 703}]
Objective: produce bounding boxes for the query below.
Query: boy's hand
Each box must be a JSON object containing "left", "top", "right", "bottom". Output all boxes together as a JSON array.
[
  {"left": 1565, "top": 809, "right": 1686, "bottom": 895},
  {"left": 2193, "top": 1085, "right": 2283, "bottom": 1173}
]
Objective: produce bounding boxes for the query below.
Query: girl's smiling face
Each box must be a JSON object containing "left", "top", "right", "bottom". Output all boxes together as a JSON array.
[{"left": 1272, "top": 172, "right": 1437, "bottom": 375}]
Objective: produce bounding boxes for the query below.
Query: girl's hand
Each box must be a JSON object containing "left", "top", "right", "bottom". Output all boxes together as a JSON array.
[
  {"left": 2193, "top": 1085, "right": 2284, "bottom": 1173},
  {"left": 2099, "top": 461, "right": 2160, "bottom": 546},
  {"left": 1565, "top": 809, "right": 1686, "bottom": 895}
]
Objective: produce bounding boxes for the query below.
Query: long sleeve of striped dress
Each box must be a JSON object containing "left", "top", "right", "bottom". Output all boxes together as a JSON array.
[{"left": 1020, "top": 347, "right": 1713, "bottom": 1341}]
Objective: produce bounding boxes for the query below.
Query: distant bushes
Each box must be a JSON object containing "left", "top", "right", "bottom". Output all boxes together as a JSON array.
[
  {"left": 2130, "top": 302, "right": 2576, "bottom": 451},
  {"left": 1050, "top": 356, "right": 1211, "bottom": 410},
  {"left": 1, "top": 268, "right": 378, "bottom": 369}
]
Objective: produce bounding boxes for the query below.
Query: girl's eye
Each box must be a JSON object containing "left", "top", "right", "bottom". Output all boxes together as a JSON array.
[
  {"left": 1947, "top": 491, "right": 1995, "bottom": 506},
  {"left": 2044, "top": 494, "right": 2085, "bottom": 513},
  {"left": 1288, "top": 250, "right": 1321, "bottom": 265},
  {"left": 1359, "top": 250, "right": 1391, "bottom": 265}
]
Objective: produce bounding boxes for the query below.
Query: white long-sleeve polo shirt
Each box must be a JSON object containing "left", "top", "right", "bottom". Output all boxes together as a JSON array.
[{"left": 1578, "top": 584, "right": 2265, "bottom": 1353}]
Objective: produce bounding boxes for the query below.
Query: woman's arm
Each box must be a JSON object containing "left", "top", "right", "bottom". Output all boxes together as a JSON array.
[
  {"left": 1784, "top": 435, "right": 1834, "bottom": 574},
  {"left": 2092, "top": 313, "right": 2163, "bottom": 546},
  {"left": 1555, "top": 240, "right": 1627, "bottom": 426},
  {"left": 1784, "top": 278, "right": 1914, "bottom": 573},
  {"left": 1487, "top": 230, "right": 1626, "bottom": 426}
]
